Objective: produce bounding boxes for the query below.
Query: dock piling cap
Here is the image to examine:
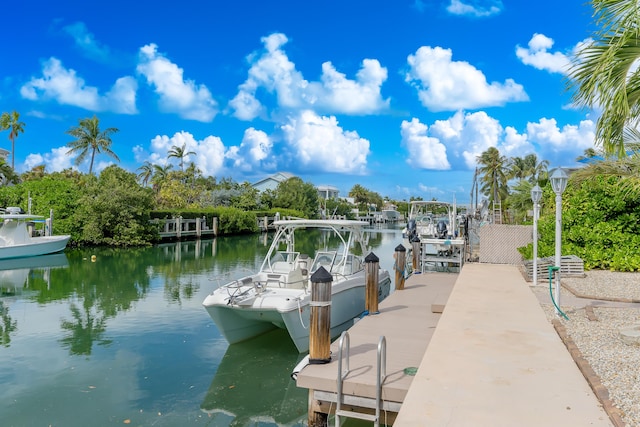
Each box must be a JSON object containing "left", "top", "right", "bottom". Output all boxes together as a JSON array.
[{"left": 310, "top": 266, "right": 332, "bottom": 283}]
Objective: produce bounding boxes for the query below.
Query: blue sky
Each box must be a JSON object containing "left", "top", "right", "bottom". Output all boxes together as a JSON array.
[{"left": 1, "top": 0, "right": 597, "bottom": 204}]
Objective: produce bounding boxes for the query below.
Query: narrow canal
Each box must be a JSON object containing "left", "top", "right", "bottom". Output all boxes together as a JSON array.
[{"left": 0, "top": 224, "right": 405, "bottom": 426}]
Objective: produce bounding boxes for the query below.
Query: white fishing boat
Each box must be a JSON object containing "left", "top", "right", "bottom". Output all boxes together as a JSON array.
[
  {"left": 0, "top": 207, "right": 70, "bottom": 260},
  {"left": 202, "top": 219, "right": 392, "bottom": 353},
  {"left": 404, "top": 200, "right": 465, "bottom": 272}
]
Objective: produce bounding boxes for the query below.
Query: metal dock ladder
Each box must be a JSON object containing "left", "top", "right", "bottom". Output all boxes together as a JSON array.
[{"left": 335, "top": 331, "right": 387, "bottom": 426}]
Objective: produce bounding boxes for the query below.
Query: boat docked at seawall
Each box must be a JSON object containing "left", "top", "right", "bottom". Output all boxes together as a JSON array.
[
  {"left": 0, "top": 207, "right": 70, "bottom": 260},
  {"left": 404, "top": 200, "right": 466, "bottom": 272},
  {"left": 202, "top": 219, "right": 392, "bottom": 353}
]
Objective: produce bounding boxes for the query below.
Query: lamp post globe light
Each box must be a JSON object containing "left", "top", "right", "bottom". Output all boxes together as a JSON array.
[
  {"left": 530, "top": 184, "right": 543, "bottom": 285},
  {"left": 549, "top": 167, "right": 568, "bottom": 316}
]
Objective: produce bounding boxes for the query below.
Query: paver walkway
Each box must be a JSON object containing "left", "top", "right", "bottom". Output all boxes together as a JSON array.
[{"left": 394, "top": 263, "right": 613, "bottom": 426}]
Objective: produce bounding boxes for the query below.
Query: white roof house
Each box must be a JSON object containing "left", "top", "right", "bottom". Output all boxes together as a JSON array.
[
  {"left": 0, "top": 148, "right": 9, "bottom": 163},
  {"left": 317, "top": 185, "right": 339, "bottom": 200},
  {"left": 252, "top": 172, "right": 295, "bottom": 192}
]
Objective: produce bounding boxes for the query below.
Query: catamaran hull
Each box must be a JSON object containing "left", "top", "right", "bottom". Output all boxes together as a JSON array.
[
  {"left": 0, "top": 235, "right": 70, "bottom": 260},
  {"left": 203, "top": 273, "right": 392, "bottom": 353}
]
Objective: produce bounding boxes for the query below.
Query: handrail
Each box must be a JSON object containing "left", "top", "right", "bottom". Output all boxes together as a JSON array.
[
  {"left": 336, "top": 331, "right": 350, "bottom": 412},
  {"left": 335, "top": 331, "right": 387, "bottom": 427},
  {"left": 375, "top": 336, "right": 387, "bottom": 425}
]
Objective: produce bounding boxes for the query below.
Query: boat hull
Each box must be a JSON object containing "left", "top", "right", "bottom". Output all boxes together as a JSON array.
[
  {"left": 203, "top": 272, "right": 392, "bottom": 352},
  {"left": 0, "top": 235, "right": 70, "bottom": 260}
]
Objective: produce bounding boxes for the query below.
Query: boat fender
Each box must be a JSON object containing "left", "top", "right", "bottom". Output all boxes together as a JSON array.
[{"left": 290, "top": 355, "right": 310, "bottom": 380}]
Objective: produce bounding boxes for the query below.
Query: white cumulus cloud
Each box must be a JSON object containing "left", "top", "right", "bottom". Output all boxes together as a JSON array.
[
  {"left": 226, "top": 127, "right": 275, "bottom": 172},
  {"left": 147, "top": 131, "right": 226, "bottom": 176},
  {"left": 400, "top": 118, "right": 450, "bottom": 170},
  {"left": 405, "top": 46, "right": 528, "bottom": 111},
  {"left": 137, "top": 44, "right": 218, "bottom": 122},
  {"left": 20, "top": 57, "right": 138, "bottom": 114},
  {"left": 280, "top": 110, "right": 370, "bottom": 174},
  {"left": 229, "top": 33, "right": 389, "bottom": 120},
  {"left": 527, "top": 117, "right": 595, "bottom": 157},
  {"left": 515, "top": 33, "right": 572, "bottom": 74},
  {"left": 429, "top": 110, "right": 503, "bottom": 169},
  {"left": 23, "top": 147, "right": 74, "bottom": 173},
  {"left": 447, "top": 0, "right": 503, "bottom": 17}
]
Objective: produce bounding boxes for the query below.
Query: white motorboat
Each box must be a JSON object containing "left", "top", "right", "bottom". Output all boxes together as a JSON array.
[
  {"left": 404, "top": 201, "right": 465, "bottom": 271},
  {"left": 0, "top": 207, "right": 70, "bottom": 260},
  {"left": 202, "top": 219, "right": 392, "bottom": 353}
]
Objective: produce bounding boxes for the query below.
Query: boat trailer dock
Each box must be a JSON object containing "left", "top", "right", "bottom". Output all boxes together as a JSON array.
[{"left": 295, "top": 263, "right": 613, "bottom": 426}]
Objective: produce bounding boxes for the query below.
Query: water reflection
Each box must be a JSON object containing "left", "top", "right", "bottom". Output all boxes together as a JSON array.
[
  {"left": 201, "top": 329, "right": 307, "bottom": 427},
  {"left": 0, "top": 253, "right": 69, "bottom": 347},
  {"left": 0, "top": 226, "right": 405, "bottom": 426},
  {"left": 60, "top": 303, "right": 112, "bottom": 355}
]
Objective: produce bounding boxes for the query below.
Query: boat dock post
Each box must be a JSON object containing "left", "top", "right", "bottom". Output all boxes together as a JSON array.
[
  {"left": 411, "top": 237, "right": 420, "bottom": 273},
  {"left": 394, "top": 245, "right": 406, "bottom": 291},
  {"left": 309, "top": 267, "right": 333, "bottom": 365},
  {"left": 365, "top": 253, "right": 380, "bottom": 314},
  {"left": 46, "top": 209, "right": 54, "bottom": 236}
]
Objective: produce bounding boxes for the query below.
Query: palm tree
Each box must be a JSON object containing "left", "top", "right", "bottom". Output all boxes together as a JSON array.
[
  {"left": 348, "top": 184, "right": 370, "bottom": 211},
  {"left": 476, "top": 147, "right": 509, "bottom": 206},
  {"left": 567, "top": 0, "right": 640, "bottom": 157},
  {"left": 507, "top": 156, "right": 528, "bottom": 181},
  {"left": 137, "top": 161, "right": 154, "bottom": 187},
  {"left": 66, "top": 115, "right": 119, "bottom": 175},
  {"left": 151, "top": 163, "right": 173, "bottom": 193},
  {"left": 0, "top": 110, "right": 25, "bottom": 169},
  {"left": 168, "top": 143, "right": 195, "bottom": 172},
  {"left": 21, "top": 164, "right": 47, "bottom": 181},
  {"left": 522, "top": 153, "right": 548, "bottom": 183}
]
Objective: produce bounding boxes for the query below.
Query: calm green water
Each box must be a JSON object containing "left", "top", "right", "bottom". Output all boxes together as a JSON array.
[{"left": 0, "top": 225, "right": 404, "bottom": 427}]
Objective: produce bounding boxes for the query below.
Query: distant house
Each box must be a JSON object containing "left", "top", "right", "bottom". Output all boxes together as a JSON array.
[
  {"left": 316, "top": 185, "right": 339, "bottom": 200},
  {"left": 0, "top": 148, "right": 9, "bottom": 163},
  {"left": 252, "top": 172, "right": 295, "bottom": 192}
]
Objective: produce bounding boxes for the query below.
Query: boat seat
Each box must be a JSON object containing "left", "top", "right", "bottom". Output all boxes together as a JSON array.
[
  {"left": 266, "top": 273, "right": 284, "bottom": 287},
  {"left": 287, "top": 268, "right": 306, "bottom": 289},
  {"left": 271, "top": 261, "right": 294, "bottom": 274}
]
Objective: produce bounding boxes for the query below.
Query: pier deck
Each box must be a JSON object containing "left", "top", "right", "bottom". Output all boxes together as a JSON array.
[
  {"left": 295, "top": 263, "right": 613, "bottom": 426},
  {"left": 295, "top": 271, "right": 457, "bottom": 423}
]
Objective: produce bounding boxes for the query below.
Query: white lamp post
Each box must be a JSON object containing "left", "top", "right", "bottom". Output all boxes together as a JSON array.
[
  {"left": 549, "top": 167, "right": 568, "bottom": 316},
  {"left": 530, "top": 184, "right": 542, "bottom": 285}
]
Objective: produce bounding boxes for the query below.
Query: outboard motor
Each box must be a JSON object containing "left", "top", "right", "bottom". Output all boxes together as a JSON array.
[
  {"left": 406, "top": 218, "right": 418, "bottom": 242},
  {"left": 436, "top": 221, "right": 448, "bottom": 239}
]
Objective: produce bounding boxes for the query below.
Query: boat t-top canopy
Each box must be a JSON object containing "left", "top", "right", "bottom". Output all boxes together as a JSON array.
[{"left": 273, "top": 219, "right": 370, "bottom": 229}]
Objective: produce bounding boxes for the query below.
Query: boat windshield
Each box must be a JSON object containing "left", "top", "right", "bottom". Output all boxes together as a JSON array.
[
  {"left": 310, "top": 251, "right": 336, "bottom": 273},
  {"left": 265, "top": 251, "right": 300, "bottom": 273}
]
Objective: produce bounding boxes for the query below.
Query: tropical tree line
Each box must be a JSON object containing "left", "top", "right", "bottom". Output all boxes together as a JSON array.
[
  {"left": 474, "top": 148, "right": 549, "bottom": 224},
  {"left": 6, "top": 0, "right": 640, "bottom": 269}
]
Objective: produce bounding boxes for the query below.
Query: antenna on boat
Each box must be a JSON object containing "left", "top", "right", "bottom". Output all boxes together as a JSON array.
[{"left": 28, "top": 192, "right": 32, "bottom": 214}]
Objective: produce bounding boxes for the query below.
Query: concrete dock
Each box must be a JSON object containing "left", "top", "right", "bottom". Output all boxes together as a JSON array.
[{"left": 295, "top": 263, "right": 613, "bottom": 426}]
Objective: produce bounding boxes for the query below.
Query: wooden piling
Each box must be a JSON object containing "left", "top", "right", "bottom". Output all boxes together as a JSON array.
[
  {"left": 176, "top": 216, "right": 182, "bottom": 239},
  {"left": 365, "top": 252, "right": 380, "bottom": 314},
  {"left": 49, "top": 209, "right": 54, "bottom": 236},
  {"left": 308, "top": 389, "right": 329, "bottom": 427},
  {"left": 411, "top": 237, "right": 421, "bottom": 273},
  {"left": 309, "top": 266, "right": 333, "bottom": 364},
  {"left": 395, "top": 244, "right": 407, "bottom": 290}
]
